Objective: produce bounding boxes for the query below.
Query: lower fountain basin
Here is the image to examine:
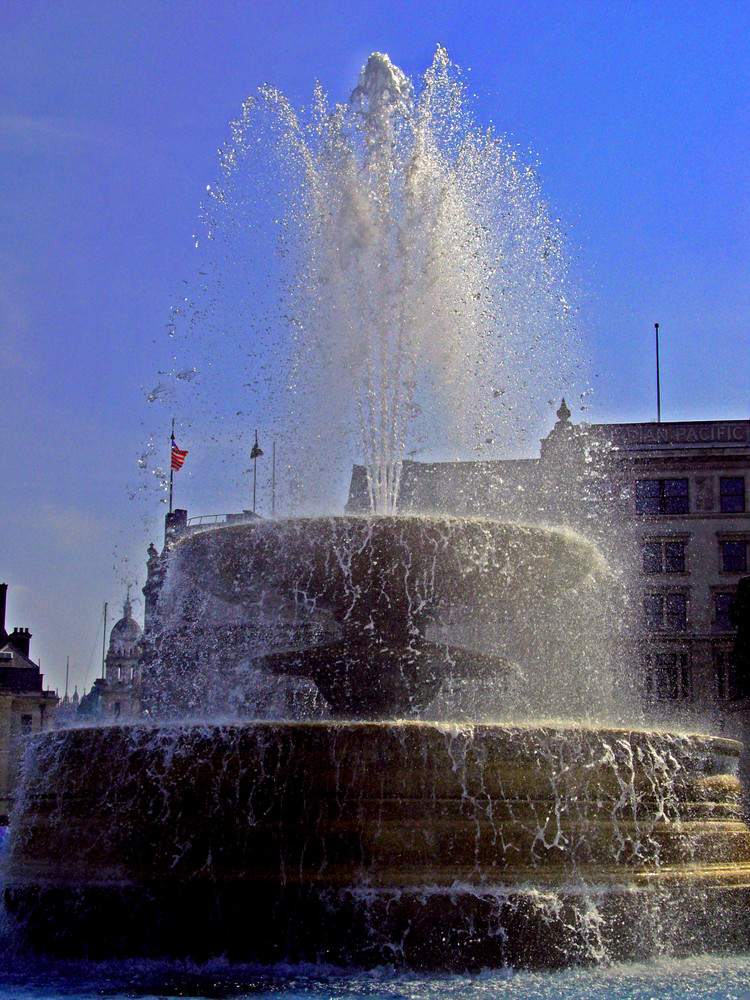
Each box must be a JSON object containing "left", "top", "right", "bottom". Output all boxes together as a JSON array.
[{"left": 6, "top": 721, "right": 750, "bottom": 967}]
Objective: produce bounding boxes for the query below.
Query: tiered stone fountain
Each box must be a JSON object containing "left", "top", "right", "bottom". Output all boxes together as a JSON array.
[
  {"left": 5, "top": 50, "right": 750, "bottom": 968},
  {"left": 5, "top": 515, "right": 750, "bottom": 967}
]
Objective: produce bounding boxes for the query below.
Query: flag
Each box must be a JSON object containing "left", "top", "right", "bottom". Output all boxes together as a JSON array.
[
  {"left": 250, "top": 432, "right": 263, "bottom": 460},
  {"left": 171, "top": 441, "right": 188, "bottom": 471}
]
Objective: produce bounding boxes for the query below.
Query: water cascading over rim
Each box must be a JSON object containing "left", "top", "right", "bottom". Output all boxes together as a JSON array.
[
  {"left": 147, "top": 514, "right": 609, "bottom": 718},
  {"left": 6, "top": 721, "right": 750, "bottom": 967}
]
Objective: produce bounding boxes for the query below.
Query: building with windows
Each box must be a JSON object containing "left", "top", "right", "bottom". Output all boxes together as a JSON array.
[
  {"left": 99, "top": 592, "right": 144, "bottom": 721},
  {"left": 346, "top": 404, "right": 750, "bottom": 731},
  {"left": 591, "top": 417, "right": 749, "bottom": 718},
  {"left": 76, "top": 594, "right": 144, "bottom": 723},
  {"left": 0, "top": 584, "right": 58, "bottom": 823}
]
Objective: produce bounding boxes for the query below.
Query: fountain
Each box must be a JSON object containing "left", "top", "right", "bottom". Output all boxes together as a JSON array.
[
  {"left": 4, "top": 50, "right": 750, "bottom": 969},
  {"left": 6, "top": 509, "right": 750, "bottom": 966}
]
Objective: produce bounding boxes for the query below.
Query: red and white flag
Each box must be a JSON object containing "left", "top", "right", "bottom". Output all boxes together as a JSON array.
[{"left": 171, "top": 441, "right": 188, "bottom": 471}]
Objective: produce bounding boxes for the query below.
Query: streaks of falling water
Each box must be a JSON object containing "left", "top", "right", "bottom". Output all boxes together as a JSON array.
[
  {"left": 153, "top": 48, "right": 581, "bottom": 515},
  {"left": 8, "top": 722, "right": 743, "bottom": 966}
]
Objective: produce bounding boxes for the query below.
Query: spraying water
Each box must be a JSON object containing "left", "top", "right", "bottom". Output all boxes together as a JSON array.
[{"left": 153, "top": 48, "right": 578, "bottom": 514}]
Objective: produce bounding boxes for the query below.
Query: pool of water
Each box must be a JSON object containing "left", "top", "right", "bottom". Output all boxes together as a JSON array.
[{"left": 0, "top": 953, "right": 749, "bottom": 1000}]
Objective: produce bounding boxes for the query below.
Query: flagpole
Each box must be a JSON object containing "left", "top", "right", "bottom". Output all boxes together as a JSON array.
[
  {"left": 250, "top": 430, "right": 263, "bottom": 515},
  {"left": 169, "top": 418, "right": 175, "bottom": 513},
  {"left": 101, "top": 602, "right": 108, "bottom": 681},
  {"left": 253, "top": 436, "right": 258, "bottom": 514}
]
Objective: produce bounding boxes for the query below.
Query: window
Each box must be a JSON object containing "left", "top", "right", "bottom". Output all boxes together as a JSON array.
[
  {"left": 720, "top": 477, "right": 745, "bottom": 514},
  {"left": 715, "top": 592, "right": 736, "bottom": 631},
  {"left": 643, "top": 541, "right": 662, "bottom": 574},
  {"left": 721, "top": 540, "right": 748, "bottom": 573},
  {"left": 642, "top": 539, "right": 686, "bottom": 574},
  {"left": 636, "top": 479, "right": 689, "bottom": 515},
  {"left": 644, "top": 652, "right": 691, "bottom": 701},
  {"left": 664, "top": 541, "right": 686, "bottom": 573},
  {"left": 715, "top": 647, "right": 740, "bottom": 701},
  {"left": 644, "top": 593, "right": 687, "bottom": 631},
  {"left": 20, "top": 715, "right": 32, "bottom": 735}
]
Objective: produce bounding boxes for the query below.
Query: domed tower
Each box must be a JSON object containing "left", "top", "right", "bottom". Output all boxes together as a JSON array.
[{"left": 102, "top": 591, "right": 143, "bottom": 720}]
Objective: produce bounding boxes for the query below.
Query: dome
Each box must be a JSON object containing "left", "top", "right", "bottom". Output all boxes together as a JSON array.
[{"left": 108, "top": 595, "right": 143, "bottom": 655}]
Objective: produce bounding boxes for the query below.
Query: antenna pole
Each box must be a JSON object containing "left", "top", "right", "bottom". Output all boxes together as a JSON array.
[
  {"left": 655, "top": 323, "right": 662, "bottom": 423},
  {"left": 101, "top": 603, "right": 108, "bottom": 680},
  {"left": 272, "top": 441, "right": 276, "bottom": 517}
]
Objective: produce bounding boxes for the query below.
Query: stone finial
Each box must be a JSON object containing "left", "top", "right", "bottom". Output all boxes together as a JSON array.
[{"left": 556, "top": 398, "right": 571, "bottom": 425}]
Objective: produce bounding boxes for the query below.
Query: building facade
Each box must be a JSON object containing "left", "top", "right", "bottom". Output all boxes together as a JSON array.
[
  {"left": 0, "top": 584, "right": 58, "bottom": 823},
  {"left": 100, "top": 592, "right": 144, "bottom": 720},
  {"left": 589, "top": 416, "right": 749, "bottom": 720},
  {"left": 76, "top": 594, "right": 144, "bottom": 723}
]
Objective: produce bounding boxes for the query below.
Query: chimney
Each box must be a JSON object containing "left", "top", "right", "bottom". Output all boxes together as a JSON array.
[
  {"left": 165, "top": 508, "right": 188, "bottom": 548},
  {"left": 9, "top": 627, "right": 31, "bottom": 659},
  {"left": 0, "top": 583, "right": 7, "bottom": 642}
]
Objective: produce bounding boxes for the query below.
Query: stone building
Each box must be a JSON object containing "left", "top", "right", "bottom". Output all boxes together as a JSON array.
[
  {"left": 78, "top": 593, "right": 145, "bottom": 722},
  {"left": 55, "top": 684, "right": 80, "bottom": 726},
  {"left": 346, "top": 404, "right": 750, "bottom": 731},
  {"left": 582, "top": 416, "right": 750, "bottom": 725},
  {"left": 0, "top": 584, "right": 58, "bottom": 823},
  {"left": 100, "top": 592, "right": 144, "bottom": 720}
]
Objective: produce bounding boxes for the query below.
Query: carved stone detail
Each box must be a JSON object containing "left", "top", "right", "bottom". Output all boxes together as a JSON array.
[{"left": 694, "top": 476, "right": 714, "bottom": 513}]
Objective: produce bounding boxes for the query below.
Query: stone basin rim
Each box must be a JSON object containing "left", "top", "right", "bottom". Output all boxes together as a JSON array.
[
  {"left": 165, "top": 513, "right": 610, "bottom": 718},
  {"left": 34, "top": 719, "right": 743, "bottom": 757},
  {"left": 173, "top": 513, "right": 608, "bottom": 588},
  {"left": 185, "top": 512, "right": 596, "bottom": 531}
]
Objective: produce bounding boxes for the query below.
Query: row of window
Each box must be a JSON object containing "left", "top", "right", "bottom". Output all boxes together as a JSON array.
[
  {"left": 643, "top": 591, "right": 741, "bottom": 632},
  {"left": 635, "top": 476, "right": 745, "bottom": 515},
  {"left": 644, "top": 649, "right": 742, "bottom": 702},
  {"left": 111, "top": 665, "right": 138, "bottom": 684},
  {"left": 642, "top": 538, "right": 749, "bottom": 575}
]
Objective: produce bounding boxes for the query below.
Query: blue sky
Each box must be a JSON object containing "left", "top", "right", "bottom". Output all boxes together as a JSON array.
[{"left": 1, "top": 1, "right": 748, "bottom": 695}]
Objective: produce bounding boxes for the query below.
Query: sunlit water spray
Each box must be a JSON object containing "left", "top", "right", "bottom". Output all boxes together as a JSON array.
[{"left": 142, "top": 47, "right": 581, "bottom": 515}]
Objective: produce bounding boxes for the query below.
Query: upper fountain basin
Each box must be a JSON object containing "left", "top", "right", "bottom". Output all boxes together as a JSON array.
[
  {"left": 174, "top": 514, "right": 605, "bottom": 632},
  {"left": 163, "top": 515, "right": 610, "bottom": 718}
]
